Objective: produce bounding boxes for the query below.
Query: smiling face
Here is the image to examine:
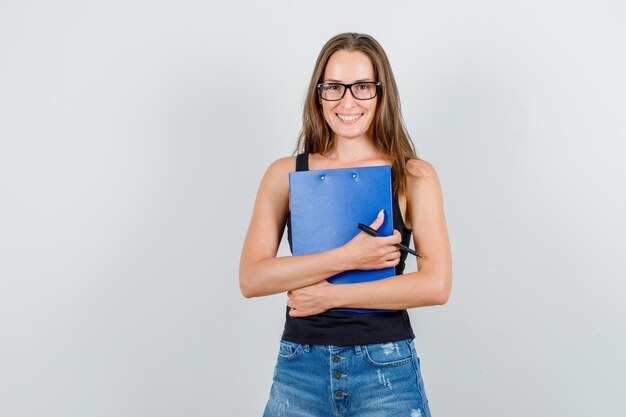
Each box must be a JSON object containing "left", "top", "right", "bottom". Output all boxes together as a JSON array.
[{"left": 320, "top": 50, "right": 378, "bottom": 143}]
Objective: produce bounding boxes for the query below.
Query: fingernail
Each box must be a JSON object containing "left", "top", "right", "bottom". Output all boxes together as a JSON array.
[{"left": 378, "top": 209, "right": 384, "bottom": 217}]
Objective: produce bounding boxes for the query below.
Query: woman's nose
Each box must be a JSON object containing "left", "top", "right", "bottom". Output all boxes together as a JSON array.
[{"left": 340, "top": 90, "right": 357, "bottom": 108}]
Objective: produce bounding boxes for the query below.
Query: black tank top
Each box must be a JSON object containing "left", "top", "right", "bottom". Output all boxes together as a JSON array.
[{"left": 282, "top": 153, "right": 415, "bottom": 346}]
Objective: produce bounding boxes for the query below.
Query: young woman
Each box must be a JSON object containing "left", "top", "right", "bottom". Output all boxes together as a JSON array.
[{"left": 240, "top": 33, "right": 452, "bottom": 417}]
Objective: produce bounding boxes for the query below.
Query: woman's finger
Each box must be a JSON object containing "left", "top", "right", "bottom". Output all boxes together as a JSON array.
[
  {"left": 367, "top": 209, "right": 385, "bottom": 231},
  {"left": 379, "top": 230, "right": 402, "bottom": 245},
  {"left": 386, "top": 257, "right": 401, "bottom": 267}
]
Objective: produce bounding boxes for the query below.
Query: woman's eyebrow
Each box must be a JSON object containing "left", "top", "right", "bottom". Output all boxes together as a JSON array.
[{"left": 322, "top": 78, "right": 375, "bottom": 83}]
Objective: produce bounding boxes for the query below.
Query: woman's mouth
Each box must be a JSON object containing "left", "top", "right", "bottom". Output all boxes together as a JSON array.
[{"left": 337, "top": 113, "right": 363, "bottom": 124}]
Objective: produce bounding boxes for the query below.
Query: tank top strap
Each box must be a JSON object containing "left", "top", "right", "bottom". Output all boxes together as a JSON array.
[{"left": 295, "top": 153, "right": 309, "bottom": 172}]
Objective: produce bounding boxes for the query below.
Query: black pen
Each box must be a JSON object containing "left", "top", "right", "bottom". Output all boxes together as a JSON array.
[{"left": 357, "top": 223, "right": 424, "bottom": 258}]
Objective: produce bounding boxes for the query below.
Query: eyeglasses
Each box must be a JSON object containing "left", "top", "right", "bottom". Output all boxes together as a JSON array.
[{"left": 316, "top": 81, "right": 382, "bottom": 101}]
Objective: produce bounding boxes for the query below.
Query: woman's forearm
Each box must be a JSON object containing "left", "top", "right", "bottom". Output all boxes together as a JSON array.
[
  {"left": 239, "top": 247, "right": 350, "bottom": 298},
  {"left": 329, "top": 270, "right": 451, "bottom": 310},
  {"left": 286, "top": 267, "right": 452, "bottom": 317},
  {"left": 240, "top": 212, "right": 403, "bottom": 299}
]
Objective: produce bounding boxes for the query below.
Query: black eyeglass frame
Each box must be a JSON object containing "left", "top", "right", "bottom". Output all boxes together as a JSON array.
[{"left": 316, "top": 81, "right": 382, "bottom": 101}]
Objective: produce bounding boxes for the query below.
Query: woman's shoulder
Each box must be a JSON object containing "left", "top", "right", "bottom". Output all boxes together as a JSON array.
[
  {"left": 266, "top": 155, "right": 297, "bottom": 173},
  {"left": 259, "top": 156, "right": 297, "bottom": 189},
  {"left": 404, "top": 157, "right": 442, "bottom": 200},
  {"left": 405, "top": 157, "right": 438, "bottom": 180}
]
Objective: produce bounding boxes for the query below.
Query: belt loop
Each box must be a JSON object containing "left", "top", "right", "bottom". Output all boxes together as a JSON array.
[{"left": 354, "top": 345, "right": 362, "bottom": 355}]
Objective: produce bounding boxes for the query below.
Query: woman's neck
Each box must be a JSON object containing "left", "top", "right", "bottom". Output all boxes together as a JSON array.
[
  {"left": 323, "top": 136, "right": 381, "bottom": 164},
  {"left": 311, "top": 136, "right": 391, "bottom": 170}
]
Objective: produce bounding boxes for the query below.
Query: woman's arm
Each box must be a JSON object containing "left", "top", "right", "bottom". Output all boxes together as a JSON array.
[
  {"left": 239, "top": 157, "right": 403, "bottom": 298},
  {"left": 287, "top": 159, "right": 452, "bottom": 315}
]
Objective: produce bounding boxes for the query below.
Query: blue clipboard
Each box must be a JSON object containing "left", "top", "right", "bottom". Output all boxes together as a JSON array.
[{"left": 288, "top": 165, "right": 397, "bottom": 313}]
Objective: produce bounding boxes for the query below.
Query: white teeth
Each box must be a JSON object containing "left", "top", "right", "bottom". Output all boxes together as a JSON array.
[{"left": 338, "top": 114, "right": 362, "bottom": 122}]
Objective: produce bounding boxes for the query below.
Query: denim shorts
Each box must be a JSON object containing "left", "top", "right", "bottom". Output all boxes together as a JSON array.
[{"left": 263, "top": 338, "right": 430, "bottom": 417}]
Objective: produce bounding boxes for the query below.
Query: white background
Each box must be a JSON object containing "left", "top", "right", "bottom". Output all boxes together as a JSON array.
[{"left": 1, "top": 1, "right": 625, "bottom": 416}]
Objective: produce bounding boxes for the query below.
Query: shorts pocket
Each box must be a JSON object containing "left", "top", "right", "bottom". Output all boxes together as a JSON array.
[
  {"left": 277, "top": 339, "right": 303, "bottom": 361},
  {"left": 364, "top": 339, "right": 413, "bottom": 367}
]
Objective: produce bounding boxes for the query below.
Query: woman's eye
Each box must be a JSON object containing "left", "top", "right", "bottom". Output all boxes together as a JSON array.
[{"left": 355, "top": 83, "right": 370, "bottom": 90}]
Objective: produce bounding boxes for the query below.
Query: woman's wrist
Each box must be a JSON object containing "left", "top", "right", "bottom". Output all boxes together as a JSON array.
[
  {"left": 329, "top": 245, "right": 354, "bottom": 272},
  {"left": 326, "top": 282, "right": 348, "bottom": 310}
]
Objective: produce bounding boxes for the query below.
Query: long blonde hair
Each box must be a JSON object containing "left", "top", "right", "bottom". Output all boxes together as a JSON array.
[{"left": 295, "top": 32, "right": 418, "bottom": 196}]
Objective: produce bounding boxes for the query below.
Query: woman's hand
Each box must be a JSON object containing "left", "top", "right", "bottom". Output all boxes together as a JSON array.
[
  {"left": 341, "top": 210, "right": 402, "bottom": 271},
  {"left": 287, "top": 280, "right": 334, "bottom": 317}
]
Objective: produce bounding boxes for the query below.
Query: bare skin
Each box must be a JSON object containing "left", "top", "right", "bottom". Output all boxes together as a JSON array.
[{"left": 239, "top": 50, "right": 452, "bottom": 317}]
